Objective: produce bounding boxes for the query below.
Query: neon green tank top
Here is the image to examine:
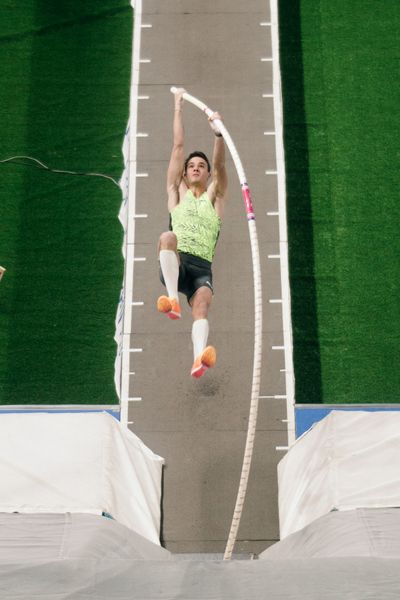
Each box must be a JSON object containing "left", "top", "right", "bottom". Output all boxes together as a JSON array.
[{"left": 171, "top": 190, "right": 221, "bottom": 263}]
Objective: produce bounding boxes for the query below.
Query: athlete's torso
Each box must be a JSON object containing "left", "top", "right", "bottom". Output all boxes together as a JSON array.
[{"left": 170, "top": 190, "right": 221, "bottom": 263}]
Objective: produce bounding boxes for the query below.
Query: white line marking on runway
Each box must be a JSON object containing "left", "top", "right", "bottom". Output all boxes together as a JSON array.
[
  {"left": 270, "top": 0, "right": 296, "bottom": 445},
  {"left": 269, "top": 299, "right": 282, "bottom": 303},
  {"left": 120, "top": 0, "right": 144, "bottom": 427},
  {"left": 267, "top": 211, "right": 279, "bottom": 216}
]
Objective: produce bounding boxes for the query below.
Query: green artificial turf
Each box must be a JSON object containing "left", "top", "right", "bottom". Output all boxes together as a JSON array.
[
  {"left": 0, "top": 2, "right": 132, "bottom": 404},
  {"left": 279, "top": 0, "right": 400, "bottom": 403}
]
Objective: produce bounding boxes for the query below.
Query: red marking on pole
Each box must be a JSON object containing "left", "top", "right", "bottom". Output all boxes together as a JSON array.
[{"left": 242, "top": 184, "right": 255, "bottom": 220}]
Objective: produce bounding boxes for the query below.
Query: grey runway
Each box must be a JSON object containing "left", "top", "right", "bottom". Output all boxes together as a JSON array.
[{"left": 128, "top": 0, "right": 289, "bottom": 555}]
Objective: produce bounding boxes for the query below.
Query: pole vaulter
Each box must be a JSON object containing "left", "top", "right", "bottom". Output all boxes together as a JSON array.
[{"left": 170, "top": 88, "right": 263, "bottom": 560}]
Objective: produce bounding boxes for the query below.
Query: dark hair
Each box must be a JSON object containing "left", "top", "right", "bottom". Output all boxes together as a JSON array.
[{"left": 184, "top": 151, "right": 211, "bottom": 174}]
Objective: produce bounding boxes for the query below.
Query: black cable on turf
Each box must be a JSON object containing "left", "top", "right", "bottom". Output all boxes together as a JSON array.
[{"left": 0, "top": 155, "right": 120, "bottom": 188}]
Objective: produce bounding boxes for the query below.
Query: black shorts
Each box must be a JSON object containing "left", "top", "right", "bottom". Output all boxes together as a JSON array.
[{"left": 159, "top": 252, "right": 213, "bottom": 304}]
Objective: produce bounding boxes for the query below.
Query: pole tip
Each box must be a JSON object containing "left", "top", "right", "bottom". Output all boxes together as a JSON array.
[{"left": 170, "top": 86, "right": 178, "bottom": 94}]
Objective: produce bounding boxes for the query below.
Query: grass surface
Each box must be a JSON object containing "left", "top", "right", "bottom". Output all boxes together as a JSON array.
[
  {"left": 279, "top": 0, "right": 400, "bottom": 403},
  {"left": 0, "top": 2, "right": 132, "bottom": 404}
]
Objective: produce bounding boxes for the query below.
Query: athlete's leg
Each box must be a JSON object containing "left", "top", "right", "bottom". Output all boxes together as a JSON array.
[
  {"left": 191, "top": 318, "right": 209, "bottom": 358},
  {"left": 190, "top": 286, "right": 216, "bottom": 377},
  {"left": 158, "top": 231, "right": 179, "bottom": 299},
  {"left": 157, "top": 231, "right": 181, "bottom": 319},
  {"left": 191, "top": 285, "right": 212, "bottom": 321}
]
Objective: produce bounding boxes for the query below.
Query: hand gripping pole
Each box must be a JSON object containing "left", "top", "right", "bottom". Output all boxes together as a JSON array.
[{"left": 170, "top": 88, "right": 263, "bottom": 560}]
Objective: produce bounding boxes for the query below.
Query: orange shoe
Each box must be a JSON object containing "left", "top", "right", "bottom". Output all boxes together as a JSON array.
[
  {"left": 157, "top": 295, "right": 181, "bottom": 320},
  {"left": 191, "top": 346, "right": 216, "bottom": 378}
]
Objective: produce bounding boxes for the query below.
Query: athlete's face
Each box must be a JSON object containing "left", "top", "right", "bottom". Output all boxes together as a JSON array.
[{"left": 185, "top": 157, "right": 210, "bottom": 186}]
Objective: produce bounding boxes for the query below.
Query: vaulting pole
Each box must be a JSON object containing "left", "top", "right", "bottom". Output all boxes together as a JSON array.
[{"left": 170, "top": 88, "right": 263, "bottom": 560}]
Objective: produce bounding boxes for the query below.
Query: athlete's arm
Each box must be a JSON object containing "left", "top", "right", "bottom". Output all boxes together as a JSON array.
[
  {"left": 166, "top": 89, "right": 186, "bottom": 212},
  {"left": 208, "top": 112, "right": 228, "bottom": 218}
]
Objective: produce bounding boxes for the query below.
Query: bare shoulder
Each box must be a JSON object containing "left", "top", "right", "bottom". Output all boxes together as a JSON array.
[
  {"left": 214, "top": 194, "right": 227, "bottom": 219},
  {"left": 178, "top": 180, "right": 188, "bottom": 202},
  {"left": 168, "top": 180, "right": 188, "bottom": 212},
  {"left": 167, "top": 186, "right": 179, "bottom": 212},
  {"left": 208, "top": 182, "right": 227, "bottom": 219}
]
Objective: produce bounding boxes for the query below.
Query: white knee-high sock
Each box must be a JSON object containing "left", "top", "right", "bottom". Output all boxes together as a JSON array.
[
  {"left": 159, "top": 250, "right": 179, "bottom": 300},
  {"left": 192, "top": 319, "right": 209, "bottom": 359}
]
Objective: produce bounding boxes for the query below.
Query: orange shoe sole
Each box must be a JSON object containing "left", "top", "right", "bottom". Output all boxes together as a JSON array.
[
  {"left": 157, "top": 296, "right": 181, "bottom": 320},
  {"left": 191, "top": 346, "right": 216, "bottom": 378}
]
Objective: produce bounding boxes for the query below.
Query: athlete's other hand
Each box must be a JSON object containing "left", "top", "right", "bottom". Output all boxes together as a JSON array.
[
  {"left": 208, "top": 111, "right": 223, "bottom": 136},
  {"left": 173, "top": 87, "right": 186, "bottom": 110}
]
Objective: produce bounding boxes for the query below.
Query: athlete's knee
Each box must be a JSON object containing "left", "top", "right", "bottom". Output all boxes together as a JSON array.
[{"left": 158, "top": 231, "right": 177, "bottom": 252}]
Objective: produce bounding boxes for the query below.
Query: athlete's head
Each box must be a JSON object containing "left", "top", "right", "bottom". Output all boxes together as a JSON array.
[{"left": 184, "top": 151, "right": 211, "bottom": 175}]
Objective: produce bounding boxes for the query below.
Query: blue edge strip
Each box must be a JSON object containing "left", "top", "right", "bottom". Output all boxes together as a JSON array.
[
  {"left": 2, "top": 405, "right": 400, "bottom": 438},
  {"left": 0, "top": 407, "right": 120, "bottom": 420},
  {"left": 296, "top": 405, "right": 400, "bottom": 438}
]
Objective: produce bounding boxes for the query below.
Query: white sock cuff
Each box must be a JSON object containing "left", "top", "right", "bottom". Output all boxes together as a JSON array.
[
  {"left": 159, "top": 250, "right": 179, "bottom": 300},
  {"left": 192, "top": 319, "right": 209, "bottom": 359},
  {"left": 159, "top": 249, "right": 176, "bottom": 258}
]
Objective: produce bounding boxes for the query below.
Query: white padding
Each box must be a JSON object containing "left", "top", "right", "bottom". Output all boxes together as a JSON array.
[
  {"left": 278, "top": 410, "right": 400, "bottom": 539},
  {"left": 0, "top": 412, "right": 164, "bottom": 545}
]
